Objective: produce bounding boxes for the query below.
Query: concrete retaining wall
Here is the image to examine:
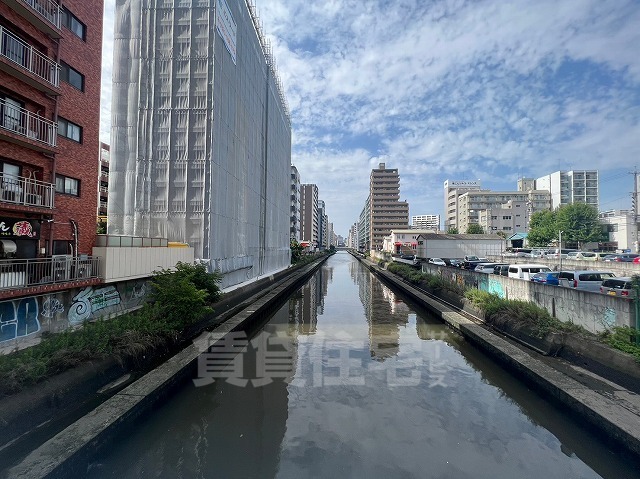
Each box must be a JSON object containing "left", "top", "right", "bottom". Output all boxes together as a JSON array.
[
  {"left": 0, "top": 279, "right": 150, "bottom": 354},
  {"left": 421, "top": 264, "right": 635, "bottom": 333}
]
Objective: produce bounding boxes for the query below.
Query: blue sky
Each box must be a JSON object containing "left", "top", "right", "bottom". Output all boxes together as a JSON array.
[{"left": 100, "top": 0, "right": 640, "bottom": 236}]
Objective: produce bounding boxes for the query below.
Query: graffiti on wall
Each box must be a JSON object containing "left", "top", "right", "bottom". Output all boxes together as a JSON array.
[
  {"left": 0, "top": 279, "right": 149, "bottom": 344},
  {"left": 41, "top": 298, "right": 64, "bottom": 318},
  {"left": 0, "top": 297, "right": 40, "bottom": 342},
  {"left": 68, "top": 286, "right": 122, "bottom": 325}
]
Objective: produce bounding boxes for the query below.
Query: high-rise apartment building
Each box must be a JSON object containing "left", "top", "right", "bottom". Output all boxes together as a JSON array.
[
  {"left": 535, "top": 170, "right": 599, "bottom": 210},
  {"left": 290, "top": 165, "right": 301, "bottom": 241},
  {"left": 317, "top": 200, "right": 326, "bottom": 250},
  {"left": 108, "top": 0, "right": 291, "bottom": 287},
  {"left": 368, "top": 163, "right": 409, "bottom": 251},
  {"left": 443, "top": 180, "right": 482, "bottom": 230},
  {"left": 300, "top": 184, "right": 318, "bottom": 248},
  {"left": 411, "top": 215, "right": 440, "bottom": 231},
  {"left": 0, "top": 0, "right": 102, "bottom": 264}
]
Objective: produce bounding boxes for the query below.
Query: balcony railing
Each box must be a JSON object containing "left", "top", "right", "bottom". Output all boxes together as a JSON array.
[
  {"left": 0, "top": 98, "right": 57, "bottom": 147},
  {"left": 20, "top": 0, "right": 61, "bottom": 29},
  {"left": 0, "top": 173, "right": 54, "bottom": 208},
  {"left": 0, "top": 256, "right": 100, "bottom": 291},
  {"left": 0, "top": 25, "right": 60, "bottom": 88}
]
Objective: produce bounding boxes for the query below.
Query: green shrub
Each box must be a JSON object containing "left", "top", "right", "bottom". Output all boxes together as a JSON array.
[
  {"left": 464, "top": 290, "right": 586, "bottom": 337},
  {"left": 600, "top": 327, "right": 640, "bottom": 361},
  {"left": 0, "top": 262, "right": 224, "bottom": 396}
]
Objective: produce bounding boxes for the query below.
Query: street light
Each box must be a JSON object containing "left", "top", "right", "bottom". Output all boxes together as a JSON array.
[{"left": 559, "top": 230, "right": 564, "bottom": 271}]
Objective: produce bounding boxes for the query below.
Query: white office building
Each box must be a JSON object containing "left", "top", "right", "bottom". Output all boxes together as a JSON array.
[
  {"left": 411, "top": 215, "right": 440, "bottom": 231},
  {"left": 535, "top": 170, "right": 599, "bottom": 210},
  {"left": 444, "top": 180, "right": 482, "bottom": 230}
]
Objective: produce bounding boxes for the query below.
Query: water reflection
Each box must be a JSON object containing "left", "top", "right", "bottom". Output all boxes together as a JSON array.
[{"left": 88, "top": 252, "right": 640, "bottom": 479}]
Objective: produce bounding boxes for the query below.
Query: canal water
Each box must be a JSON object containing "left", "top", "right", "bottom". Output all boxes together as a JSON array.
[{"left": 89, "top": 252, "right": 639, "bottom": 478}]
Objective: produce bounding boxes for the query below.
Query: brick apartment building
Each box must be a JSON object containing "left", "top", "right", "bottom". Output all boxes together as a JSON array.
[{"left": 0, "top": 0, "right": 102, "bottom": 260}]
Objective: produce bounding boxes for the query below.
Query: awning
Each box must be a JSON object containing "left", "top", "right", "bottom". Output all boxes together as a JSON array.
[
  {"left": 508, "top": 232, "right": 528, "bottom": 241},
  {"left": 394, "top": 242, "right": 402, "bottom": 246},
  {"left": 0, "top": 239, "right": 17, "bottom": 255}
]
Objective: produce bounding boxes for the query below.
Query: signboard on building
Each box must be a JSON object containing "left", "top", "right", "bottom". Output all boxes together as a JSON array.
[
  {"left": 216, "top": 0, "right": 237, "bottom": 65},
  {"left": 0, "top": 218, "right": 40, "bottom": 239},
  {"left": 448, "top": 180, "right": 481, "bottom": 188}
]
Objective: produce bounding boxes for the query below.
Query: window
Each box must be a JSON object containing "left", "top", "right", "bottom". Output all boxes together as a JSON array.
[
  {"left": 502, "top": 215, "right": 512, "bottom": 220},
  {"left": 0, "top": 96, "right": 23, "bottom": 132},
  {"left": 55, "top": 174, "right": 79, "bottom": 196},
  {"left": 58, "top": 117, "right": 82, "bottom": 142},
  {"left": 61, "top": 8, "right": 86, "bottom": 40},
  {"left": 60, "top": 62, "right": 84, "bottom": 91}
]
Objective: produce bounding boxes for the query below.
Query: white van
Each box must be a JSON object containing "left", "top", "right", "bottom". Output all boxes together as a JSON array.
[{"left": 508, "top": 264, "right": 552, "bottom": 280}]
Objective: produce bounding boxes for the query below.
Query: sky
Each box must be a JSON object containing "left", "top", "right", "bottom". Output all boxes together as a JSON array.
[{"left": 99, "top": 0, "right": 640, "bottom": 237}]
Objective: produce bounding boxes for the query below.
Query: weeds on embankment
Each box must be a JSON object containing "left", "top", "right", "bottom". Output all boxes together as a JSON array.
[
  {"left": 381, "top": 262, "right": 640, "bottom": 361},
  {"left": 0, "top": 263, "right": 222, "bottom": 396}
]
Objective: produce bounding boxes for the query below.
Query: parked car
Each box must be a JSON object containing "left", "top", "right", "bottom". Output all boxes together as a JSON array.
[
  {"left": 546, "top": 248, "right": 579, "bottom": 259},
  {"left": 575, "top": 252, "right": 606, "bottom": 261},
  {"left": 529, "top": 249, "right": 546, "bottom": 258},
  {"left": 428, "top": 258, "right": 446, "bottom": 266},
  {"left": 600, "top": 277, "right": 635, "bottom": 298},
  {"left": 530, "top": 272, "right": 560, "bottom": 286},
  {"left": 566, "top": 251, "right": 581, "bottom": 260},
  {"left": 508, "top": 264, "right": 552, "bottom": 280},
  {"left": 448, "top": 259, "right": 463, "bottom": 268},
  {"left": 462, "top": 255, "right": 483, "bottom": 270},
  {"left": 558, "top": 270, "right": 616, "bottom": 291},
  {"left": 493, "top": 264, "right": 509, "bottom": 276},
  {"left": 604, "top": 253, "right": 640, "bottom": 262},
  {"left": 474, "top": 263, "right": 508, "bottom": 274}
]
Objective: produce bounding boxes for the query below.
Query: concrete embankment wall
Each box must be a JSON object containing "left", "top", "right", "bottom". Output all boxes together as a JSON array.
[
  {"left": 420, "top": 263, "right": 635, "bottom": 333},
  {"left": 355, "top": 255, "right": 640, "bottom": 458}
]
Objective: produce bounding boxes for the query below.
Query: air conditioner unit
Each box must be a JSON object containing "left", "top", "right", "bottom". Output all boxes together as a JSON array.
[
  {"left": 52, "top": 254, "right": 72, "bottom": 281},
  {"left": 75, "top": 263, "right": 92, "bottom": 279}
]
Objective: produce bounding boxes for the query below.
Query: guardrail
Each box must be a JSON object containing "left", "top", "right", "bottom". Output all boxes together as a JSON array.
[
  {"left": 0, "top": 173, "right": 54, "bottom": 208},
  {"left": 20, "top": 0, "right": 61, "bottom": 29},
  {"left": 0, "top": 256, "right": 100, "bottom": 290},
  {"left": 0, "top": 98, "right": 57, "bottom": 147},
  {"left": 0, "top": 25, "right": 60, "bottom": 87}
]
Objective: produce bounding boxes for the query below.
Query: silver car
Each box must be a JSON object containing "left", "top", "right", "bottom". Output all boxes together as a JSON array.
[{"left": 558, "top": 270, "right": 616, "bottom": 292}]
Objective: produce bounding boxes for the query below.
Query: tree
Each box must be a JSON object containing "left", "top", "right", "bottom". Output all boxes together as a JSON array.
[
  {"left": 527, "top": 210, "right": 558, "bottom": 246},
  {"left": 97, "top": 220, "right": 107, "bottom": 234},
  {"left": 555, "top": 203, "right": 607, "bottom": 247},
  {"left": 466, "top": 224, "right": 484, "bottom": 234},
  {"left": 446, "top": 227, "right": 459, "bottom": 234},
  {"left": 290, "top": 239, "right": 304, "bottom": 264}
]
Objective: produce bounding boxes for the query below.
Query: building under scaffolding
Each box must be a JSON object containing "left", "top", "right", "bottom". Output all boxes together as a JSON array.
[{"left": 108, "top": 0, "right": 292, "bottom": 287}]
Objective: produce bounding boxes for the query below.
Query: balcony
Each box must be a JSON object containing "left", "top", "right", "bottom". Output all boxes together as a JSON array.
[
  {"left": 0, "top": 26, "right": 60, "bottom": 95},
  {"left": 0, "top": 256, "right": 100, "bottom": 292},
  {"left": 0, "top": 99, "right": 57, "bottom": 151},
  {"left": 0, "top": 173, "right": 54, "bottom": 208},
  {"left": 3, "top": 0, "right": 62, "bottom": 38}
]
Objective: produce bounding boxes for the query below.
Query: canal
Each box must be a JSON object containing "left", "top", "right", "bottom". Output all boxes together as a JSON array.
[{"left": 88, "top": 252, "right": 639, "bottom": 478}]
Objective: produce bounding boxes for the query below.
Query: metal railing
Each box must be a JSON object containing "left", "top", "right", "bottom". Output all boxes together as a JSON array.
[
  {"left": 0, "top": 256, "right": 100, "bottom": 291},
  {"left": 0, "top": 98, "right": 57, "bottom": 147},
  {"left": 0, "top": 173, "right": 54, "bottom": 208},
  {"left": 0, "top": 25, "right": 60, "bottom": 87},
  {"left": 20, "top": 0, "right": 61, "bottom": 29}
]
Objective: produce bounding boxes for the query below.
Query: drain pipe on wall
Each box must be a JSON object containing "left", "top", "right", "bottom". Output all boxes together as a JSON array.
[{"left": 70, "top": 219, "right": 78, "bottom": 257}]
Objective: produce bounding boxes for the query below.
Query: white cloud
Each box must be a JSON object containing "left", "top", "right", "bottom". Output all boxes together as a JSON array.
[{"left": 100, "top": 0, "right": 640, "bottom": 234}]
